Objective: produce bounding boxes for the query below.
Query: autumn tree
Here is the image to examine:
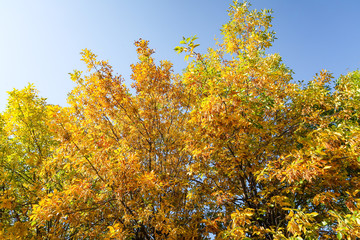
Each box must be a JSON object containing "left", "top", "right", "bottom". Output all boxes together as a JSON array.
[
  {"left": 0, "top": 85, "right": 58, "bottom": 239},
  {"left": 176, "top": 2, "right": 360, "bottom": 239},
  {"left": 176, "top": 2, "right": 360, "bottom": 238},
  {"left": 29, "top": 38, "right": 211, "bottom": 239},
  {"left": 1, "top": 1, "right": 359, "bottom": 239}
]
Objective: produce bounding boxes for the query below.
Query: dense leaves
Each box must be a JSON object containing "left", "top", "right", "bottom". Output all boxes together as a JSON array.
[
  {"left": 1, "top": 1, "right": 359, "bottom": 239},
  {"left": 0, "top": 85, "right": 58, "bottom": 238}
]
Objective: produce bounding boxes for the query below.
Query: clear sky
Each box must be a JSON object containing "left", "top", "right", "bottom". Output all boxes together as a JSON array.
[{"left": 1, "top": 0, "right": 359, "bottom": 110}]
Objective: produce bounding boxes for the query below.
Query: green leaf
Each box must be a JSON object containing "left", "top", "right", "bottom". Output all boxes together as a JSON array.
[{"left": 174, "top": 46, "right": 184, "bottom": 54}]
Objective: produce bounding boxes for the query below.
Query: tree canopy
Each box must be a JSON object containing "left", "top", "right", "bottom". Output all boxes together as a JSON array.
[{"left": 1, "top": 1, "right": 359, "bottom": 239}]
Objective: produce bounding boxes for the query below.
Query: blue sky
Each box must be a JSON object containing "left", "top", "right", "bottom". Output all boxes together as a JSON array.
[{"left": 1, "top": 0, "right": 359, "bottom": 110}]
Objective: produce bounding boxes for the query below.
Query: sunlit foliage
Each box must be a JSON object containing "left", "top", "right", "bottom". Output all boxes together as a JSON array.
[{"left": 1, "top": 1, "right": 359, "bottom": 239}]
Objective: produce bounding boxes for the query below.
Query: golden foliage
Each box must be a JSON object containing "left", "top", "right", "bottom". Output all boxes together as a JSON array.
[{"left": 1, "top": 1, "right": 359, "bottom": 239}]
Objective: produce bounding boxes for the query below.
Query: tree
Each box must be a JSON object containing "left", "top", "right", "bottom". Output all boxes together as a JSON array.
[
  {"left": 0, "top": 85, "right": 58, "bottom": 239},
  {"left": 2, "top": 1, "right": 359, "bottom": 239},
  {"left": 177, "top": 2, "right": 360, "bottom": 238},
  {"left": 30, "top": 40, "right": 205, "bottom": 239}
]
